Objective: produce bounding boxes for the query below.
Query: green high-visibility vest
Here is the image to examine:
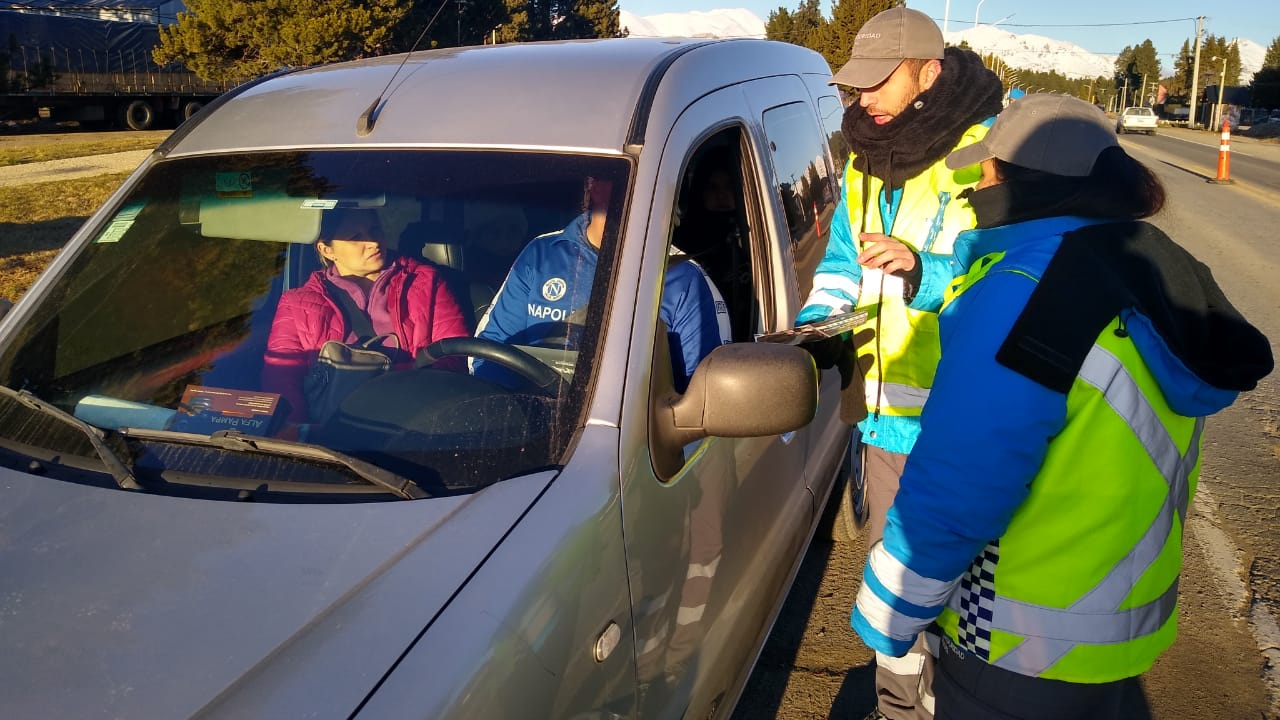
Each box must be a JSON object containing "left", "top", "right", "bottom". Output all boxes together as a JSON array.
[
  {"left": 844, "top": 122, "right": 989, "bottom": 418},
  {"left": 935, "top": 251, "right": 1201, "bottom": 683}
]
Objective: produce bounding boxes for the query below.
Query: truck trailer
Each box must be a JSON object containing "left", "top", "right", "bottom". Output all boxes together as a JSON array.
[{"left": 1, "top": 1, "right": 230, "bottom": 129}]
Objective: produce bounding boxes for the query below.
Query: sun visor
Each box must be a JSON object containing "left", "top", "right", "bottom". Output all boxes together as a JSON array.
[{"left": 198, "top": 194, "right": 325, "bottom": 244}]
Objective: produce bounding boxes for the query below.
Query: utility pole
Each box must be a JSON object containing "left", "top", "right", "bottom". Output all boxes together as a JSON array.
[
  {"left": 1213, "top": 53, "right": 1229, "bottom": 130},
  {"left": 1121, "top": 75, "right": 1130, "bottom": 110},
  {"left": 1189, "top": 16, "right": 1204, "bottom": 129},
  {"left": 1140, "top": 73, "right": 1148, "bottom": 107}
]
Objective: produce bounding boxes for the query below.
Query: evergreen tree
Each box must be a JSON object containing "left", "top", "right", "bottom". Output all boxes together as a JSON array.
[
  {"left": 155, "top": 0, "right": 413, "bottom": 83},
  {"left": 503, "top": 0, "right": 620, "bottom": 41},
  {"left": 765, "top": 8, "right": 798, "bottom": 44},
  {"left": 1264, "top": 35, "right": 1280, "bottom": 69},
  {"left": 391, "top": 0, "right": 509, "bottom": 52},
  {"left": 555, "top": 0, "right": 622, "bottom": 40},
  {"left": 1197, "top": 35, "right": 1241, "bottom": 91},
  {"left": 766, "top": 0, "right": 825, "bottom": 48},
  {"left": 1251, "top": 67, "right": 1280, "bottom": 108},
  {"left": 1165, "top": 38, "right": 1193, "bottom": 99},
  {"left": 807, "top": 0, "right": 898, "bottom": 74},
  {"left": 1113, "top": 39, "right": 1160, "bottom": 106}
]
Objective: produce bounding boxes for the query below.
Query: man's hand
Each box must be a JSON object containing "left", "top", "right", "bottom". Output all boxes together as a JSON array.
[{"left": 856, "top": 233, "right": 918, "bottom": 275}]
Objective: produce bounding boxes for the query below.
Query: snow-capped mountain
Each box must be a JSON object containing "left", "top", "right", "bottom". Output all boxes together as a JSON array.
[
  {"left": 619, "top": 9, "right": 764, "bottom": 40},
  {"left": 1235, "top": 38, "right": 1265, "bottom": 81},
  {"left": 943, "top": 25, "right": 1115, "bottom": 79},
  {"left": 619, "top": 9, "right": 1266, "bottom": 81}
]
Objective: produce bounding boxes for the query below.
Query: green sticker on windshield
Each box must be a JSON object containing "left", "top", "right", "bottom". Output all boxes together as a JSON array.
[{"left": 94, "top": 202, "right": 145, "bottom": 244}]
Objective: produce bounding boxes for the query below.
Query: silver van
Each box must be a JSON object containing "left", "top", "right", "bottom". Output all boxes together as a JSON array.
[{"left": 0, "top": 38, "right": 855, "bottom": 718}]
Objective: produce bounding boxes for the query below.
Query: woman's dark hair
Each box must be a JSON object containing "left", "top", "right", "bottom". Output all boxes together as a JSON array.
[{"left": 994, "top": 145, "right": 1165, "bottom": 220}]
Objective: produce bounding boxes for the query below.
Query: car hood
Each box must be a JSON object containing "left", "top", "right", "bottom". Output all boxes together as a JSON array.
[{"left": 0, "top": 464, "right": 552, "bottom": 718}]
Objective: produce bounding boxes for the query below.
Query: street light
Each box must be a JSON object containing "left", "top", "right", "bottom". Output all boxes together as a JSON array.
[
  {"left": 489, "top": 23, "right": 502, "bottom": 45},
  {"left": 974, "top": 0, "right": 987, "bottom": 28}
]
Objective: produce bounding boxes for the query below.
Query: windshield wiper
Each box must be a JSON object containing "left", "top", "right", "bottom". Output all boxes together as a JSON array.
[
  {"left": 0, "top": 386, "right": 143, "bottom": 490},
  {"left": 118, "top": 427, "right": 428, "bottom": 500}
]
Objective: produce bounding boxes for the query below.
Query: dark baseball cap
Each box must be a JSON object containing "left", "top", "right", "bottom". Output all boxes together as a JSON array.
[
  {"left": 830, "top": 7, "right": 944, "bottom": 89},
  {"left": 946, "top": 94, "right": 1119, "bottom": 177}
]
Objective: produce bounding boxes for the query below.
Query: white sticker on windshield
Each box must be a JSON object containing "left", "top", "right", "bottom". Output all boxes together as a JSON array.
[
  {"left": 94, "top": 202, "right": 145, "bottom": 244},
  {"left": 300, "top": 198, "right": 339, "bottom": 209}
]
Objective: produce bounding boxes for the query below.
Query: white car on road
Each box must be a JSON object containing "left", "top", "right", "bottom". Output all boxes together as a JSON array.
[{"left": 1117, "top": 106, "right": 1158, "bottom": 135}]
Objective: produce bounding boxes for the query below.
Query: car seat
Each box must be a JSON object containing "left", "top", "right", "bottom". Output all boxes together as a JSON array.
[{"left": 402, "top": 219, "right": 494, "bottom": 329}]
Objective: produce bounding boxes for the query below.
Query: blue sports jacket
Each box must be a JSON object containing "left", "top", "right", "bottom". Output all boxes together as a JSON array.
[{"left": 476, "top": 213, "right": 729, "bottom": 391}]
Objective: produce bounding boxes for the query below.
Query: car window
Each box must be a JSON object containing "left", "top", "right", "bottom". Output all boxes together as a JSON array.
[
  {"left": 817, "top": 95, "right": 849, "bottom": 182},
  {"left": 762, "top": 101, "right": 836, "bottom": 301},
  {"left": 670, "top": 127, "right": 757, "bottom": 344},
  {"left": 0, "top": 149, "right": 631, "bottom": 501}
]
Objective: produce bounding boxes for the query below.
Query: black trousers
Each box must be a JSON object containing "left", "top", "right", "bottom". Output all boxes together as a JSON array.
[{"left": 933, "top": 635, "right": 1144, "bottom": 720}]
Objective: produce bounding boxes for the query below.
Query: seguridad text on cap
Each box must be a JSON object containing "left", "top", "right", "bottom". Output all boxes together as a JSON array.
[{"left": 829, "top": 7, "right": 944, "bottom": 89}]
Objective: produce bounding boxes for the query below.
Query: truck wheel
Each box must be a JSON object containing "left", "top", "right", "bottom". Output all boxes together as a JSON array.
[
  {"left": 123, "top": 100, "right": 155, "bottom": 131},
  {"left": 182, "top": 100, "right": 204, "bottom": 122}
]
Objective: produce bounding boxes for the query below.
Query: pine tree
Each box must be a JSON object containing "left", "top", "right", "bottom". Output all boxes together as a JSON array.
[
  {"left": 808, "top": 0, "right": 899, "bottom": 74},
  {"left": 765, "top": 8, "right": 798, "bottom": 44},
  {"left": 155, "top": 0, "right": 413, "bottom": 83},
  {"left": 766, "top": 0, "right": 825, "bottom": 46},
  {"left": 1264, "top": 36, "right": 1280, "bottom": 70},
  {"left": 555, "top": 0, "right": 622, "bottom": 40}
]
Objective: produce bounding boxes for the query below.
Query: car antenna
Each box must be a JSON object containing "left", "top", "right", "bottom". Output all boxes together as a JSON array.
[{"left": 358, "top": 0, "right": 451, "bottom": 137}]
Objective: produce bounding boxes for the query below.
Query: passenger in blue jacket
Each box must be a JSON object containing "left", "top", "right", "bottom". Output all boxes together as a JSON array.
[{"left": 476, "top": 177, "right": 730, "bottom": 392}]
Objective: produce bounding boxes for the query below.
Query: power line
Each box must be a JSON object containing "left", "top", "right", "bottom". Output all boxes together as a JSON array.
[{"left": 964, "top": 17, "right": 1198, "bottom": 29}]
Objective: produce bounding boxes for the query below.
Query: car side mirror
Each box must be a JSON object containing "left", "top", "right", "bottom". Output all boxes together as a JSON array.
[{"left": 650, "top": 339, "right": 818, "bottom": 481}]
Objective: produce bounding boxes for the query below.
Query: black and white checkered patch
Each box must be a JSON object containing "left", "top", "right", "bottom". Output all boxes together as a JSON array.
[{"left": 954, "top": 541, "right": 999, "bottom": 660}]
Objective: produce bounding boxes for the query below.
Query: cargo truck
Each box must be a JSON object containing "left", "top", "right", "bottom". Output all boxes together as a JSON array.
[{"left": 1, "top": 2, "right": 230, "bottom": 129}]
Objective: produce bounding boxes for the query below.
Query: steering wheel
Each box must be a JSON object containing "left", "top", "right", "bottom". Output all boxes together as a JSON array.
[
  {"left": 523, "top": 321, "right": 586, "bottom": 350},
  {"left": 417, "top": 336, "right": 568, "bottom": 397}
]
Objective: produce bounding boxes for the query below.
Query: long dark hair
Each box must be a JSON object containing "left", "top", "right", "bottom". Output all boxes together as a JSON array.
[{"left": 993, "top": 145, "right": 1165, "bottom": 221}]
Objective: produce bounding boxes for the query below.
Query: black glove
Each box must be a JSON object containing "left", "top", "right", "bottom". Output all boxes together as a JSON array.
[{"left": 801, "top": 334, "right": 846, "bottom": 370}]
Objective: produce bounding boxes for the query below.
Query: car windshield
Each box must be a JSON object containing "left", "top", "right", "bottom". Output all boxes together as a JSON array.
[
  {"left": 0, "top": 149, "right": 630, "bottom": 501},
  {"left": 1125, "top": 108, "right": 1155, "bottom": 116}
]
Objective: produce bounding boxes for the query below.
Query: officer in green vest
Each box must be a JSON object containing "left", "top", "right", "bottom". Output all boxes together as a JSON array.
[
  {"left": 849, "top": 93, "right": 1272, "bottom": 718},
  {"left": 798, "top": 8, "right": 1003, "bottom": 718}
]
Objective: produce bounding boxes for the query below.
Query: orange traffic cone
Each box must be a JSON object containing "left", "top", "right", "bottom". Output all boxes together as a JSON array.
[{"left": 1208, "top": 118, "right": 1235, "bottom": 185}]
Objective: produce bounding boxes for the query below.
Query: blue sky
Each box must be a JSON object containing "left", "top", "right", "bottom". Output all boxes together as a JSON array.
[{"left": 618, "top": 1, "right": 1280, "bottom": 58}]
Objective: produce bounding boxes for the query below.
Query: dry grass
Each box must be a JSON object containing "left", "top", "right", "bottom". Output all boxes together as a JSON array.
[
  {"left": 0, "top": 172, "right": 130, "bottom": 302},
  {"left": 0, "top": 138, "right": 161, "bottom": 167}
]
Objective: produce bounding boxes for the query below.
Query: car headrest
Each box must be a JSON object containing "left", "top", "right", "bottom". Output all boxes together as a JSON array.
[{"left": 402, "top": 220, "right": 464, "bottom": 270}]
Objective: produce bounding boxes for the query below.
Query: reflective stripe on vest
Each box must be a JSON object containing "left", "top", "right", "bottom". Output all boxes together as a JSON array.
[
  {"left": 868, "top": 381, "right": 931, "bottom": 410},
  {"left": 948, "top": 343, "right": 1204, "bottom": 676}
]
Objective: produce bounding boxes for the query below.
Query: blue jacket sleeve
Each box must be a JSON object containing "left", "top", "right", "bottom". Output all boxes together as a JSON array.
[
  {"left": 797, "top": 188, "right": 863, "bottom": 324},
  {"left": 909, "top": 250, "right": 960, "bottom": 312},
  {"left": 851, "top": 268, "right": 1071, "bottom": 653},
  {"left": 662, "top": 262, "right": 723, "bottom": 392}
]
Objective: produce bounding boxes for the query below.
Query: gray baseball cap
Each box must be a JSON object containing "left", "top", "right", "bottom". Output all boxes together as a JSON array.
[
  {"left": 946, "top": 93, "right": 1119, "bottom": 176},
  {"left": 829, "top": 7, "right": 944, "bottom": 89}
]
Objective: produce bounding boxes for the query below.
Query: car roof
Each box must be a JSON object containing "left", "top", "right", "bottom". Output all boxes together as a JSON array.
[{"left": 160, "top": 38, "right": 831, "bottom": 158}]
